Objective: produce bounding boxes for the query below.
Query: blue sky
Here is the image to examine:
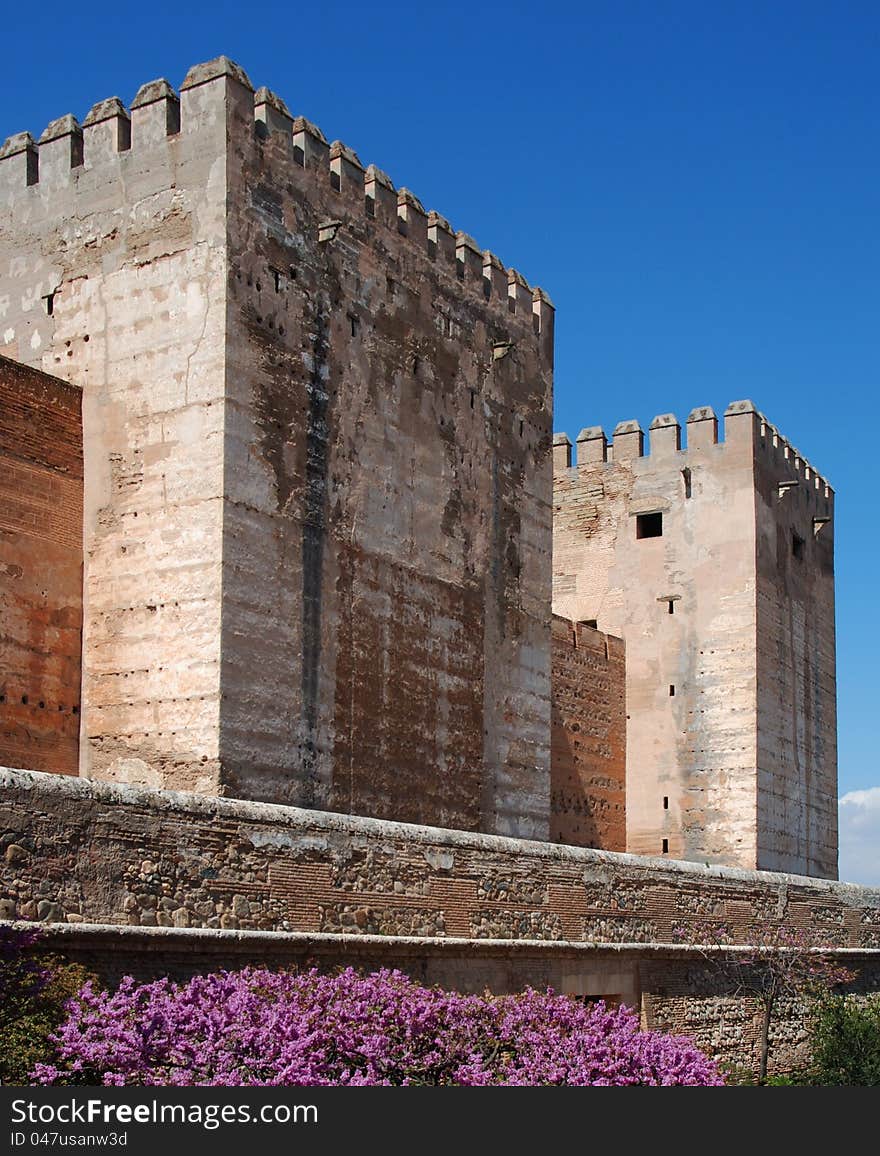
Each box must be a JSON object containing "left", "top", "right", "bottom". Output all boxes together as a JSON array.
[{"left": 1, "top": 1, "right": 877, "bottom": 879}]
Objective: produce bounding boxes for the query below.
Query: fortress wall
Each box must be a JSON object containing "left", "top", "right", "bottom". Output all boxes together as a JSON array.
[
  {"left": 0, "top": 59, "right": 554, "bottom": 836},
  {"left": 0, "top": 768, "right": 876, "bottom": 1074},
  {"left": 753, "top": 416, "right": 837, "bottom": 877},
  {"left": 553, "top": 407, "right": 761, "bottom": 868},
  {"left": 0, "top": 75, "right": 229, "bottom": 792},
  {"left": 552, "top": 404, "right": 836, "bottom": 877},
  {"left": 550, "top": 616, "right": 626, "bottom": 849},
  {"left": 0, "top": 360, "right": 82, "bottom": 775},
  {"left": 218, "top": 80, "right": 554, "bottom": 834}
]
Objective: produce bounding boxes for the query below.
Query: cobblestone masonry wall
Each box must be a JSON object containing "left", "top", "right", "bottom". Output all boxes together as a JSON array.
[
  {"left": 550, "top": 616, "right": 625, "bottom": 849},
  {"left": 1, "top": 768, "right": 877, "bottom": 1075},
  {"left": 0, "top": 360, "right": 82, "bottom": 775}
]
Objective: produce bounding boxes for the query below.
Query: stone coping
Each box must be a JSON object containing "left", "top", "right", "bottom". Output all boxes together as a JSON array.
[
  {"left": 2, "top": 765, "right": 877, "bottom": 903},
  {"left": 5, "top": 920, "right": 880, "bottom": 958}
]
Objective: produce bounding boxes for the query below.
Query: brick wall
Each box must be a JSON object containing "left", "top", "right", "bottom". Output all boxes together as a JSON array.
[
  {"left": 0, "top": 359, "right": 82, "bottom": 774},
  {"left": 551, "top": 616, "right": 625, "bottom": 849}
]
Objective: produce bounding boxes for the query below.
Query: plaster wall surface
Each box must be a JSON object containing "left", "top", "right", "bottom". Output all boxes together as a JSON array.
[{"left": 0, "top": 358, "right": 82, "bottom": 774}]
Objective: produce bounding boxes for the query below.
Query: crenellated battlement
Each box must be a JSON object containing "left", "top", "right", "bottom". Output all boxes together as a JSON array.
[
  {"left": 554, "top": 400, "right": 833, "bottom": 501},
  {"left": 0, "top": 55, "right": 552, "bottom": 330}
]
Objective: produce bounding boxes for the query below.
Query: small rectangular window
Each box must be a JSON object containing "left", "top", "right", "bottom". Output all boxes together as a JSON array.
[
  {"left": 636, "top": 512, "right": 663, "bottom": 539},
  {"left": 792, "top": 532, "right": 805, "bottom": 560},
  {"left": 669, "top": 684, "right": 675, "bottom": 696},
  {"left": 663, "top": 796, "right": 669, "bottom": 810},
  {"left": 662, "top": 838, "right": 669, "bottom": 854}
]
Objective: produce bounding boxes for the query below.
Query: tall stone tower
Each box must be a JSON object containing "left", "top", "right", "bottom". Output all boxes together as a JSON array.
[
  {"left": 553, "top": 403, "right": 837, "bottom": 878},
  {"left": 0, "top": 57, "right": 554, "bottom": 838}
]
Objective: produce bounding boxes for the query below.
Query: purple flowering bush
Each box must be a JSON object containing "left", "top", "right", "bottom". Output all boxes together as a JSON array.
[{"left": 33, "top": 967, "right": 723, "bottom": 1086}]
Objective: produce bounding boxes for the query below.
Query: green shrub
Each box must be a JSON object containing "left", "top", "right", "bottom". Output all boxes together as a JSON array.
[
  {"left": 0, "top": 926, "right": 97, "bottom": 1085},
  {"left": 808, "top": 993, "right": 880, "bottom": 1086}
]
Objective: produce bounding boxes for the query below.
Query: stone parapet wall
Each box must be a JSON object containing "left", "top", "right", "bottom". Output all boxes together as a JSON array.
[
  {"left": 2, "top": 768, "right": 878, "bottom": 1076},
  {"left": 1, "top": 768, "right": 875, "bottom": 945}
]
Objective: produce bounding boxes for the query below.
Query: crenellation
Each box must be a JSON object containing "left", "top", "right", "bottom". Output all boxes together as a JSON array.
[
  {"left": 130, "top": 79, "right": 180, "bottom": 145},
  {"left": 483, "top": 251, "right": 507, "bottom": 298},
  {"left": 0, "top": 132, "right": 39, "bottom": 190},
  {"left": 648, "top": 413, "right": 681, "bottom": 456},
  {"left": 364, "top": 163, "right": 397, "bottom": 225},
  {"left": 38, "top": 115, "right": 83, "bottom": 185},
  {"left": 611, "top": 419, "right": 644, "bottom": 460},
  {"left": 0, "top": 56, "right": 551, "bottom": 313},
  {"left": 82, "top": 98, "right": 131, "bottom": 161},
  {"left": 556, "top": 403, "right": 830, "bottom": 498},
  {"left": 576, "top": 426, "right": 607, "bottom": 465},
  {"left": 508, "top": 268, "right": 532, "bottom": 316},
  {"left": 253, "top": 87, "right": 292, "bottom": 138}
]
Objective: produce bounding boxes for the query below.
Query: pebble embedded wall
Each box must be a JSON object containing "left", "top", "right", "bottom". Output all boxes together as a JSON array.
[
  {"left": 0, "top": 58, "right": 554, "bottom": 836},
  {"left": 550, "top": 616, "right": 625, "bottom": 849},
  {"left": 0, "top": 768, "right": 876, "bottom": 1076},
  {"left": 0, "top": 358, "right": 82, "bottom": 775},
  {"left": 552, "top": 404, "right": 837, "bottom": 877}
]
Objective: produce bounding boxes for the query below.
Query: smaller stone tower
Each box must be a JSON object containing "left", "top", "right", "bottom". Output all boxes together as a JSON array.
[{"left": 552, "top": 402, "right": 837, "bottom": 878}]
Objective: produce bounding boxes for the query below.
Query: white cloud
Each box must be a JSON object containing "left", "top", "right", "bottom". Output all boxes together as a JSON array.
[{"left": 838, "top": 788, "right": 880, "bottom": 886}]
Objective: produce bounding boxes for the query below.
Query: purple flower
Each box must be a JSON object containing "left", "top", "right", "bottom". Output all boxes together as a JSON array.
[{"left": 33, "top": 967, "right": 724, "bottom": 1086}]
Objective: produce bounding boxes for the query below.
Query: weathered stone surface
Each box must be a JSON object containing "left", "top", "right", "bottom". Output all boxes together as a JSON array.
[
  {"left": 0, "top": 767, "right": 875, "bottom": 945},
  {"left": 0, "top": 61, "right": 554, "bottom": 840},
  {"left": 553, "top": 404, "right": 837, "bottom": 878}
]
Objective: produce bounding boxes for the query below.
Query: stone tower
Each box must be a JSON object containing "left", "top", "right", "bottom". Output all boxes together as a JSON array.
[
  {"left": 0, "top": 57, "right": 554, "bottom": 838},
  {"left": 553, "top": 403, "right": 837, "bottom": 878}
]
